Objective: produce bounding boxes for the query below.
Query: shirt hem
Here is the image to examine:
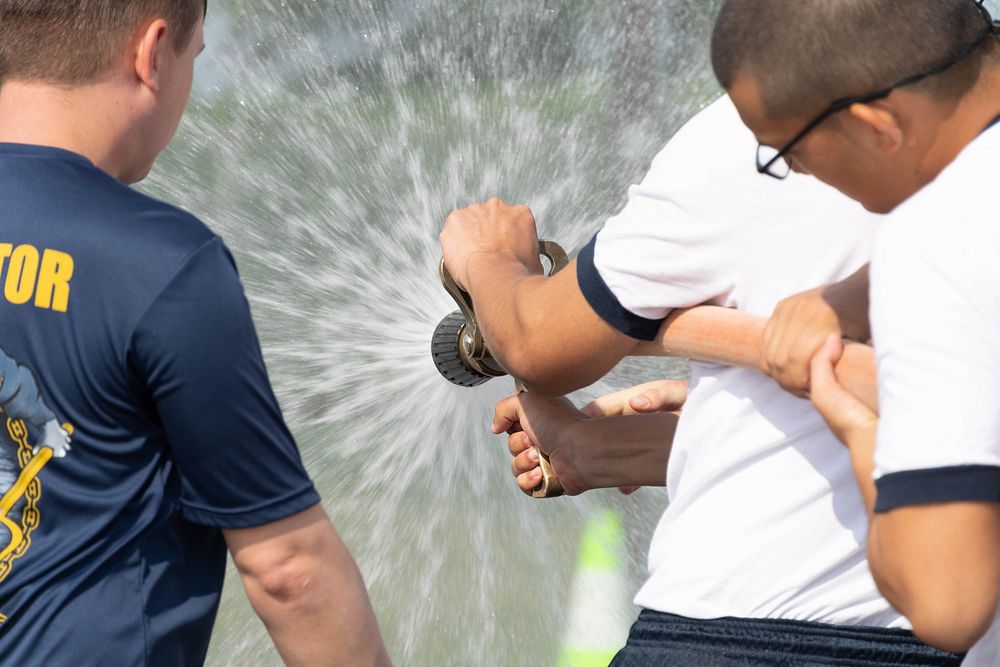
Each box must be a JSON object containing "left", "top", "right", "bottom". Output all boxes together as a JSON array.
[{"left": 180, "top": 487, "right": 322, "bottom": 529}]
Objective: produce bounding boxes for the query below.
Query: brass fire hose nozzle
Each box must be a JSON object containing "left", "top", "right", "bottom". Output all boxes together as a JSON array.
[{"left": 432, "top": 241, "right": 569, "bottom": 498}]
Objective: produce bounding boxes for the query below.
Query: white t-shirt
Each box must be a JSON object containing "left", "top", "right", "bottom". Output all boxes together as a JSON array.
[
  {"left": 577, "top": 96, "right": 905, "bottom": 628},
  {"left": 870, "top": 122, "right": 1000, "bottom": 666}
]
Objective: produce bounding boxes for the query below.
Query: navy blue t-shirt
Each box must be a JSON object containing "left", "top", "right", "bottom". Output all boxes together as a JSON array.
[{"left": 0, "top": 143, "right": 321, "bottom": 665}]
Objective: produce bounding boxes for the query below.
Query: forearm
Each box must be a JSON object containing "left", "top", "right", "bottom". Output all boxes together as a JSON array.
[
  {"left": 228, "top": 509, "right": 391, "bottom": 667},
  {"left": 249, "top": 541, "right": 388, "bottom": 666},
  {"left": 823, "top": 263, "right": 871, "bottom": 342},
  {"left": 465, "top": 257, "right": 637, "bottom": 395},
  {"left": 867, "top": 503, "right": 1000, "bottom": 653},
  {"left": 844, "top": 425, "right": 878, "bottom": 517},
  {"left": 463, "top": 252, "right": 541, "bottom": 373},
  {"left": 564, "top": 413, "right": 676, "bottom": 490}
]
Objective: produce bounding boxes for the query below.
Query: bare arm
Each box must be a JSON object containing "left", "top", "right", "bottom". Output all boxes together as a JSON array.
[
  {"left": 440, "top": 199, "right": 638, "bottom": 395},
  {"left": 492, "top": 391, "right": 677, "bottom": 495},
  {"left": 224, "top": 505, "right": 391, "bottom": 667},
  {"left": 762, "top": 262, "right": 870, "bottom": 395},
  {"left": 810, "top": 335, "right": 1000, "bottom": 653},
  {"left": 869, "top": 503, "right": 1000, "bottom": 653}
]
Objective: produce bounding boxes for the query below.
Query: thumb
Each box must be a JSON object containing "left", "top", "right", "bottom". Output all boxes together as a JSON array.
[
  {"left": 809, "top": 333, "right": 846, "bottom": 413},
  {"left": 809, "top": 333, "right": 877, "bottom": 444},
  {"left": 492, "top": 395, "right": 523, "bottom": 434}
]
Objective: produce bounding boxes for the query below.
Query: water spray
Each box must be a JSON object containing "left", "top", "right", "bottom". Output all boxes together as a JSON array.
[{"left": 432, "top": 241, "right": 569, "bottom": 498}]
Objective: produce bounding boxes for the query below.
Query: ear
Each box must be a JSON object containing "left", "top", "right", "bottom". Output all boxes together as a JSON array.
[
  {"left": 847, "top": 102, "right": 904, "bottom": 155},
  {"left": 133, "top": 19, "right": 170, "bottom": 92}
]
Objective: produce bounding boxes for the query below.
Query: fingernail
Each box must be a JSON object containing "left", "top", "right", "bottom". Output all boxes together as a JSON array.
[
  {"left": 528, "top": 448, "right": 539, "bottom": 462},
  {"left": 632, "top": 397, "right": 650, "bottom": 409}
]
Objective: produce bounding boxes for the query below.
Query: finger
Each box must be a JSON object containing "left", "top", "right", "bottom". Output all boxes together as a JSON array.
[
  {"left": 492, "top": 395, "right": 523, "bottom": 434},
  {"left": 580, "top": 400, "right": 608, "bottom": 418},
  {"left": 808, "top": 334, "right": 877, "bottom": 444},
  {"left": 517, "top": 469, "right": 542, "bottom": 495},
  {"left": 581, "top": 389, "right": 632, "bottom": 417},
  {"left": 770, "top": 301, "right": 803, "bottom": 385},
  {"left": 508, "top": 431, "right": 534, "bottom": 457},
  {"left": 618, "top": 486, "right": 640, "bottom": 495},
  {"left": 785, "top": 309, "right": 828, "bottom": 394},
  {"left": 630, "top": 382, "right": 688, "bottom": 413},
  {"left": 512, "top": 448, "right": 541, "bottom": 476},
  {"left": 809, "top": 333, "right": 849, "bottom": 415}
]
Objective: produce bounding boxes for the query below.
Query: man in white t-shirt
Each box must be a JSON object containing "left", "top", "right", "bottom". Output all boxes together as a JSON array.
[
  {"left": 440, "top": 96, "right": 962, "bottom": 663},
  {"left": 711, "top": 0, "right": 1000, "bottom": 660}
]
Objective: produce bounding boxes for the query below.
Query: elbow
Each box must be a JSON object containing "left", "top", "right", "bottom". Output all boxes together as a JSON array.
[
  {"left": 908, "top": 605, "right": 993, "bottom": 654},
  {"left": 879, "top": 573, "right": 997, "bottom": 654},
  {"left": 495, "top": 344, "right": 600, "bottom": 397},
  {"left": 234, "top": 541, "right": 328, "bottom": 611}
]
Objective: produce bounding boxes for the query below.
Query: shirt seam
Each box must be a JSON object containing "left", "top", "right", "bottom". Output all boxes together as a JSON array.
[{"left": 119, "top": 237, "right": 223, "bottom": 373}]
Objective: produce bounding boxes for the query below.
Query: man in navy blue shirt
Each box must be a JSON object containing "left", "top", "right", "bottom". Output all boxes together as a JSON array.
[{"left": 0, "top": 2, "right": 390, "bottom": 665}]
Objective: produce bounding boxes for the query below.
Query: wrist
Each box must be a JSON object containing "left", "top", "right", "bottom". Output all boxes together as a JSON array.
[
  {"left": 551, "top": 415, "right": 596, "bottom": 494},
  {"left": 463, "top": 250, "right": 537, "bottom": 295},
  {"left": 844, "top": 421, "right": 878, "bottom": 515}
]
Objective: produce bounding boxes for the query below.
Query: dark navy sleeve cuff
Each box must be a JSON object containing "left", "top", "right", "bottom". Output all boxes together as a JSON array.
[
  {"left": 181, "top": 485, "right": 322, "bottom": 529},
  {"left": 576, "top": 234, "right": 665, "bottom": 342},
  {"left": 874, "top": 465, "right": 1000, "bottom": 513}
]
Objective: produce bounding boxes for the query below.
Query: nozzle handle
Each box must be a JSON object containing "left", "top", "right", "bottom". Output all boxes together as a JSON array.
[
  {"left": 512, "top": 379, "right": 565, "bottom": 499},
  {"left": 532, "top": 454, "right": 564, "bottom": 499}
]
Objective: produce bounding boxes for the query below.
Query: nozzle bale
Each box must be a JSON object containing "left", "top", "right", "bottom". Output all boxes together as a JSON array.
[{"left": 432, "top": 311, "right": 503, "bottom": 387}]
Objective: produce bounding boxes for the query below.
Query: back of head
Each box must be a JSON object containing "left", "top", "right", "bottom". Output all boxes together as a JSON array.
[
  {"left": 712, "top": 0, "right": 999, "bottom": 119},
  {"left": 0, "top": 0, "right": 205, "bottom": 85}
]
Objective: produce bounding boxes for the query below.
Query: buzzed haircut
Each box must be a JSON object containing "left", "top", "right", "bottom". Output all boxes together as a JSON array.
[
  {"left": 711, "top": 0, "right": 998, "bottom": 118},
  {"left": 0, "top": 0, "right": 206, "bottom": 84}
]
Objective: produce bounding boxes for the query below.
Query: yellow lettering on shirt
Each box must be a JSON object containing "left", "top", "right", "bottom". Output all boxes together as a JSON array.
[
  {"left": 0, "top": 244, "right": 74, "bottom": 312},
  {"left": 0, "top": 244, "right": 13, "bottom": 275},
  {"left": 5, "top": 245, "right": 39, "bottom": 305},
  {"left": 35, "top": 250, "right": 74, "bottom": 313}
]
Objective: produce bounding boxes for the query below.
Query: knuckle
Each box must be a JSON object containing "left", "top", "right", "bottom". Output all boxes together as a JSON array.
[{"left": 518, "top": 474, "right": 535, "bottom": 495}]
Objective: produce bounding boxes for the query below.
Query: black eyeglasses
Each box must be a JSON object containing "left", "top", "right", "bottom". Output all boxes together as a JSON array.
[{"left": 757, "top": 0, "right": 1000, "bottom": 179}]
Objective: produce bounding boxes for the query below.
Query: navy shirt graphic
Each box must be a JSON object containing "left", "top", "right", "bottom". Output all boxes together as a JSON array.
[{"left": 0, "top": 143, "right": 320, "bottom": 665}]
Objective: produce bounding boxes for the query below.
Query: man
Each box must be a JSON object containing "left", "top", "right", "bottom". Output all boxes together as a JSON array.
[
  {"left": 0, "top": 2, "right": 389, "bottom": 665},
  {"left": 711, "top": 0, "right": 1000, "bottom": 658},
  {"left": 441, "top": 95, "right": 961, "bottom": 663}
]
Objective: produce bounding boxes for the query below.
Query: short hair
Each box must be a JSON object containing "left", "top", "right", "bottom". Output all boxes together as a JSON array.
[
  {"left": 711, "top": 0, "right": 998, "bottom": 118},
  {"left": 0, "top": 0, "right": 206, "bottom": 85}
]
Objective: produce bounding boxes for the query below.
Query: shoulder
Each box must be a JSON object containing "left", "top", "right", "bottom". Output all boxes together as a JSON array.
[
  {"left": 81, "top": 177, "right": 231, "bottom": 286},
  {"left": 878, "top": 135, "right": 999, "bottom": 277},
  {"left": 101, "top": 181, "right": 218, "bottom": 258},
  {"left": 643, "top": 96, "right": 756, "bottom": 182}
]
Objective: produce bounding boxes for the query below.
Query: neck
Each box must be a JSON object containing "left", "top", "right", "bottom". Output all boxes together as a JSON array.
[
  {"left": 0, "top": 79, "right": 134, "bottom": 181},
  {"left": 917, "top": 66, "right": 1000, "bottom": 184}
]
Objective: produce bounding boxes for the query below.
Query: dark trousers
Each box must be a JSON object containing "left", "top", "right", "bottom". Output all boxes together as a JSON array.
[{"left": 609, "top": 610, "right": 964, "bottom": 666}]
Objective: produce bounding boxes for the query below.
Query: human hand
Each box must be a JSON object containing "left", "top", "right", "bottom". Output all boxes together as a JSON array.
[
  {"left": 492, "top": 392, "right": 588, "bottom": 496},
  {"left": 763, "top": 267, "right": 870, "bottom": 397},
  {"left": 36, "top": 419, "right": 72, "bottom": 458},
  {"left": 580, "top": 379, "right": 687, "bottom": 494},
  {"left": 809, "top": 334, "right": 877, "bottom": 447},
  {"left": 439, "top": 198, "right": 544, "bottom": 291},
  {"left": 581, "top": 379, "right": 688, "bottom": 418}
]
